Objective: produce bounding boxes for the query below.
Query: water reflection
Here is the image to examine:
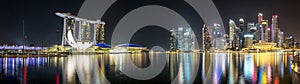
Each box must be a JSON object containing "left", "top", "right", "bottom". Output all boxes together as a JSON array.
[
  {"left": 0, "top": 52, "right": 299, "bottom": 84},
  {"left": 169, "top": 53, "right": 200, "bottom": 84},
  {"left": 201, "top": 52, "right": 297, "bottom": 84},
  {"left": 66, "top": 55, "right": 110, "bottom": 84},
  {"left": 0, "top": 56, "right": 65, "bottom": 84}
]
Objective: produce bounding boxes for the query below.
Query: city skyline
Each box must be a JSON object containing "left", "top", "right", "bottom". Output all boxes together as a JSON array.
[
  {"left": 1, "top": 1, "right": 300, "bottom": 83},
  {"left": 1, "top": 0, "right": 300, "bottom": 47}
]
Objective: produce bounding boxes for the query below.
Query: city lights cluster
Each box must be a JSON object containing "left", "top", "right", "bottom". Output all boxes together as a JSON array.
[{"left": 0, "top": 46, "right": 46, "bottom": 50}]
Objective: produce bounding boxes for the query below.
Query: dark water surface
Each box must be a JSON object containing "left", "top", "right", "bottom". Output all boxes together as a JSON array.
[{"left": 0, "top": 52, "right": 299, "bottom": 84}]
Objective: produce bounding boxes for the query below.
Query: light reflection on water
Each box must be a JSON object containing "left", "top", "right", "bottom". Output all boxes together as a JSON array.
[{"left": 0, "top": 52, "right": 299, "bottom": 84}]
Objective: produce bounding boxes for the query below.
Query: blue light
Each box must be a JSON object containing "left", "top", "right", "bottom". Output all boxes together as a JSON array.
[
  {"left": 290, "top": 36, "right": 293, "bottom": 39},
  {"left": 95, "top": 44, "right": 111, "bottom": 48},
  {"left": 118, "top": 44, "right": 144, "bottom": 47}
]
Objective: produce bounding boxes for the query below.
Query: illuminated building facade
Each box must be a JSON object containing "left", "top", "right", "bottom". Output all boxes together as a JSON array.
[
  {"left": 256, "top": 13, "right": 264, "bottom": 42},
  {"left": 170, "top": 27, "right": 195, "bottom": 51},
  {"left": 258, "top": 13, "right": 263, "bottom": 23},
  {"left": 247, "top": 22, "right": 256, "bottom": 33},
  {"left": 229, "top": 19, "right": 240, "bottom": 50},
  {"left": 239, "top": 18, "right": 245, "bottom": 48},
  {"left": 284, "top": 36, "right": 294, "bottom": 49},
  {"left": 261, "top": 20, "right": 270, "bottom": 42},
  {"left": 239, "top": 18, "right": 245, "bottom": 33},
  {"left": 277, "top": 31, "right": 284, "bottom": 47},
  {"left": 247, "top": 22, "right": 257, "bottom": 43},
  {"left": 212, "top": 24, "right": 225, "bottom": 51},
  {"left": 56, "top": 12, "right": 106, "bottom": 50},
  {"left": 202, "top": 25, "right": 212, "bottom": 51},
  {"left": 170, "top": 28, "right": 178, "bottom": 51},
  {"left": 271, "top": 14, "right": 279, "bottom": 43},
  {"left": 244, "top": 34, "right": 254, "bottom": 48}
]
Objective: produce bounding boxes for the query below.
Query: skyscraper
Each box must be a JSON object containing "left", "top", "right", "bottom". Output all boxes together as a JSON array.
[
  {"left": 170, "top": 27, "right": 196, "bottom": 51},
  {"left": 239, "top": 18, "right": 245, "bottom": 33},
  {"left": 229, "top": 19, "right": 242, "bottom": 50},
  {"left": 202, "top": 25, "right": 212, "bottom": 51},
  {"left": 244, "top": 34, "right": 254, "bottom": 48},
  {"left": 278, "top": 31, "right": 284, "bottom": 47},
  {"left": 170, "top": 28, "right": 178, "bottom": 51},
  {"left": 239, "top": 18, "right": 245, "bottom": 48},
  {"left": 247, "top": 22, "right": 256, "bottom": 33},
  {"left": 261, "top": 20, "right": 269, "bottom": 42},
  {"left": 229, "top": 19, "right": 236, "bottom": 49},
  {"left": 212, "top": 24, "right": 225, "bottom": 51},
  {"left": 271, "top": 14, "right": 279, "bottom": 43},
  {"left": 256, "top": 13, "right": 264, "bottom": 42},
  {"left": 258, "top": 13, "right": 263, "bottom": 23},
  {"left": 247, "top": 22, "right": 257, "bottom": 43}
]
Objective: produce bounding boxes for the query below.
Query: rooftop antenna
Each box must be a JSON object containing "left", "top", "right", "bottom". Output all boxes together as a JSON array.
[{"left": 22, "top": 20, "right": 25, "bottom": 54}]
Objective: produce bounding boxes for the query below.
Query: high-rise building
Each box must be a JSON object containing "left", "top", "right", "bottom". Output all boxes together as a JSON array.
[
  {"left": 239, "top": 18, "right": 245, "bottom": 48},
  {"left": 257, "top": 13, "right": 264, "bottom": 42},
  {"left": 229, "top": 19, "right": 242, "bottom": 50},
  {"left": 247, "top": 22, "right": 257, "bottom": 43},
  {"left": 170, "top": 27, "right": 196, "bottom": 51},
  {"left": 247, "top": 22, "right": 256, "bottom": 33},
  {"left": 271, "top": 14, "right": 279, "bottom": 43},
  {"left": 212, "top": 24, "right": 225, "bottom": 51},
  {"left": 258, "top": 13, "right": 263, "bottom": 23},
  {"left": 239, "top": 18, "right": 245, "bottom": 33},
  {"left": 284, "top": 36, "right": 295, "bottom": 49},
  {"left": 202, "top": 25, "right": 212, "bottom": 51},
  {"left": 255, "top": 24, "right": 262, "bottom": 42},
  {"left": 229, "top": 19, "right": 236, "bottom": 49},
  {"left": 278, "top": 31, "right": 284, "bottom": 47},
  {"left": 261, "top": 20, "right": 270, "bottom": 42},
  {"left": 170, "top": 29, "right": 178, "bottom": 51},
  {"left": 56, "top": 12, "right": 105, "bottom": 47},
  {"left": 244, "top": 34, "right": 254, "bottom": 48},
  {"left": 223, "top": 34, "right": 230, "bottom": 49}
]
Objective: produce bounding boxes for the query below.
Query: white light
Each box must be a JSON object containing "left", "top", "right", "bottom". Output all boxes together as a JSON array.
[
  {"left": 244, "top": 34, "right": 254, "bottom": 38},
  {"left": 258, "top": 13, "right": 263, "bottom": 16},
  {"left": 239, "top": 18, "right": 244, "bottom": 22}
]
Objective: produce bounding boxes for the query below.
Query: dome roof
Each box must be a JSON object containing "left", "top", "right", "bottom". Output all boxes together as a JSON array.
[
  {"left": 118, "top": 44, "right": 144, "bottom": 47},
  {"left": 95, "top": 44, "right": 111, "bottom": 48}
]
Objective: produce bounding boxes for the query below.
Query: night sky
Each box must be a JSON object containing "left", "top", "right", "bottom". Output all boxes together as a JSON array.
[{"left": 1, "top": 0, "right": 300, "bottom": 47}]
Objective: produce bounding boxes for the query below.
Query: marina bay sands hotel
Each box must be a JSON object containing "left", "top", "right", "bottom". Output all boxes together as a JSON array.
[
  {"left": 54, "top": 12, "right": 147, "bottom": 52},
  {"left": 55, "top": 12, "right": 106, "bottom": 46}
]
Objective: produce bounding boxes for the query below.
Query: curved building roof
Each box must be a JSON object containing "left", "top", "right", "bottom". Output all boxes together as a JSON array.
[
  {"left": 117, "top": 44, "right": 144, "bottom": 47},
  {"left": 95, "top": 44, "right": 111, "bottom": 48}
]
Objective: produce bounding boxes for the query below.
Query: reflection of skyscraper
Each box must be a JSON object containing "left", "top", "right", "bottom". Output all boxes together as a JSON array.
[
  {"left": 169, "top": 53, "right": 178, "bottom": 80},
  {"left": 202, "top": 25, "right": 212, "bottom": 51},
  {"left": 170, "top": 27, "right": 195, "bottom": 51}
]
